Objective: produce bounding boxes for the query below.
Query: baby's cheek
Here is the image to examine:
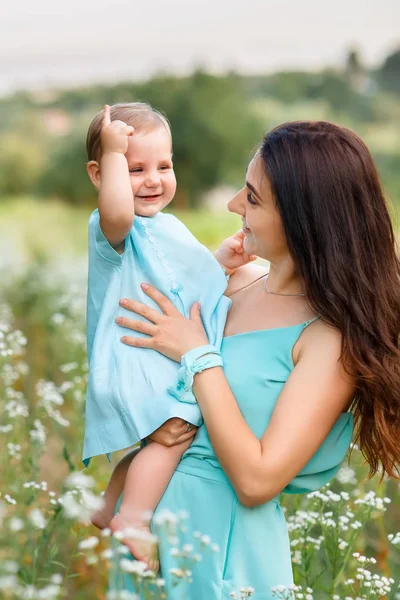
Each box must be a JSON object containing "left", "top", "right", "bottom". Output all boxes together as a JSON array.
[
  {"left": 131, "top": 181, "right": 143, "bottom": 196},
  {"left": 165, "top": 172, "right": 177, "bottom": 188}
]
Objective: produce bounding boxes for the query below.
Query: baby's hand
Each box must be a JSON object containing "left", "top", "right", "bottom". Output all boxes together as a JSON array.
[
  {"left": 214, "top": 230, "right": 257, "bottom": 275},
  {"left": 100, "top": 104, "right": 135, "bottom": 156}
]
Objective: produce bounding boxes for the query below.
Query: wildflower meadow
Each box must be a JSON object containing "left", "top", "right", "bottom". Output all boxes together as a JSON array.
[{"left": 0, "top": 251, "right": 399, "bottom": 600}]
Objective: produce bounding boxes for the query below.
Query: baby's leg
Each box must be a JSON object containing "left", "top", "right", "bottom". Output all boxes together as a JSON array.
[
  {"left": 91, "top": 447, "right": 140, "bottom": 530},
  {"left": 110, "top": 438, "right": 191, "bottom": 569}
]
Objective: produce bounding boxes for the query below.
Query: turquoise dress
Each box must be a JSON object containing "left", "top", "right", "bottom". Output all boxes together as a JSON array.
[
  {"left": 83, "top": 210, "right": 230, "bottom": 465},
  {"left": 109, "top": 322, "right": 353, "bottom": 599}
]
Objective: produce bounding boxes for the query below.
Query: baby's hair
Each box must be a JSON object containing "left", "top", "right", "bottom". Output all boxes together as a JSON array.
[{"left": 86, "top": 102, "right": 172, "bottom": 162}]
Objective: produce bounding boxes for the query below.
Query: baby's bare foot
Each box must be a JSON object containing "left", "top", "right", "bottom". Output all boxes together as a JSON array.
[
  {"left": 91, "top": 502, "right": 115, "bottom": 530},
  {"left": 110, "top": 512, "right": 159, "bottom": 572}
]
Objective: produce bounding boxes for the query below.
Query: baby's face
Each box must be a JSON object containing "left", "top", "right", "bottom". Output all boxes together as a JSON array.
[{"left": 126, "top": 127, "right": 176, "bottom": 217}]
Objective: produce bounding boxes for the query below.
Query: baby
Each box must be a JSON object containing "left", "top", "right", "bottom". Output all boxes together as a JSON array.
[{"left": 83, "top": 102, "right": 255, "bottom": 569}]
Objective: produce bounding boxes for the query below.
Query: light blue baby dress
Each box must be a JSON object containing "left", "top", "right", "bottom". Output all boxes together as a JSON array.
[{"left": 82, "top": 209, "right": 231, "bottom": 465}]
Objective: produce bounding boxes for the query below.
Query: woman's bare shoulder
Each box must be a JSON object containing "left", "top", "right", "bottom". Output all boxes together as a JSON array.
[
  {"left": 226, "top": 263, "right": 268, "bottom": 295},
  {"left": 293, "top": 319, "right": 355, "bottom": 409},
  {"left": 294, "top": 318, "right": 343, "bottom": 365}
]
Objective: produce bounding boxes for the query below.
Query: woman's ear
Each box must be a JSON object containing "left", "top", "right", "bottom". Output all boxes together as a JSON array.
[{"left": 87, "top": 160, "right": 101, "bottom": 190}]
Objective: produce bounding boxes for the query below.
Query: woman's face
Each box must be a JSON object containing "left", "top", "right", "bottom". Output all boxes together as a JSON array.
[{"left": 227, "top": 154, "right": 289, "bottom": 262}]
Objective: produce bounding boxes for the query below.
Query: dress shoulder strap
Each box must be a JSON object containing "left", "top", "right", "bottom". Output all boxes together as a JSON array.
[{"left": 302, "top": 315, "right": 321, "bottom": 329}]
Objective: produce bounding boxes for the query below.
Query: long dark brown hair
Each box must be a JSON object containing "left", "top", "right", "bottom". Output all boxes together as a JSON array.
[{"left": 260, "top": 120, "right": 400, "bottom": 480}]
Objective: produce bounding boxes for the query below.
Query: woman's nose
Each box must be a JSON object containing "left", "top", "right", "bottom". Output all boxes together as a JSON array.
[{"left": 227, "top": 190, "right": 244, "bottom": 215}]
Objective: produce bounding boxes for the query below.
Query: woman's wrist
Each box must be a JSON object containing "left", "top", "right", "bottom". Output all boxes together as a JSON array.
[
  {"left": 167, "top": 345, "right": 223, "bottom": 404},
  {"left": 181, "top": 344, "right": 220, "bottom": 363}
]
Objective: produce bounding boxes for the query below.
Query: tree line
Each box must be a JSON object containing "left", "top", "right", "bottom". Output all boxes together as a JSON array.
[{"left": 0, "top": 48, "right": 399, "bottom": 208}]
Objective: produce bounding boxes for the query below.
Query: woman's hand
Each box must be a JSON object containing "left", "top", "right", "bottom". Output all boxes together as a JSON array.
[
  {"left": 116, "top": 283, "right": 209, "bottom": 362},
  {"left": 147, "top": 418, "right": 198, "bottom": 446}
]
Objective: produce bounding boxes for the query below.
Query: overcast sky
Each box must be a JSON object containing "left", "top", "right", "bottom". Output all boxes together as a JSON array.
[{"left": 1, "top": 0, "right": 398, "bottom": 96}]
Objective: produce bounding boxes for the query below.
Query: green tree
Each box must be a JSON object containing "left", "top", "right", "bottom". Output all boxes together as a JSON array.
[
  {"left": 38, "top": 72, "right": 262, "bottom": 207},
  {"left": 135, "top": 71, "right": 262, "bottom": 207},
  {"left": 37, "top": 128, "right": 97, "bottom": 205},
  {"left": 0, "top": 133, "right": 44, "bottom": 196},
  {"left": 246, "top": 71, "right": 314, "bottom": 103},
  {"left": 345, "top": 48, "right": 364, "bottom": 78},
  {"left": 376, "top": 48, "right": 400, "bottom": 94}
]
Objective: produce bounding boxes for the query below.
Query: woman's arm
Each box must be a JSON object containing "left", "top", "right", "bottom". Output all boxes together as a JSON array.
[
  {"left": 192, "top": 322, "right": 354, "bottom": 506},
  {"left": 117, "top": 287, "right": 355, "bottom": 508}
]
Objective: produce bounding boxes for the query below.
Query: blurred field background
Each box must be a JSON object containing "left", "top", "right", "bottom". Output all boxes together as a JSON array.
[
  {"left": 1, "top": 1, "right": 400, "bottom": 598},
  {"left": 1, "top": 47, "right": 400, "bottom": 258}
]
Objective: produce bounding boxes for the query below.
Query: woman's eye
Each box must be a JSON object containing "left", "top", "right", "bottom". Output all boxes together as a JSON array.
[{"left": 247, "top": 192, "right": 257, "bottom": 205}]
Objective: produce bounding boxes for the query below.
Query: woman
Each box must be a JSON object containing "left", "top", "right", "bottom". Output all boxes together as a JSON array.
[{"left": 109, "top": 121, "right": 400, "bottom": 599}]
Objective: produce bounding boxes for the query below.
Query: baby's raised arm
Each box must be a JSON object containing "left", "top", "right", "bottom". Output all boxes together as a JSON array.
[{"left": 98, "top": 105, "right": 135, "bottom": 248}]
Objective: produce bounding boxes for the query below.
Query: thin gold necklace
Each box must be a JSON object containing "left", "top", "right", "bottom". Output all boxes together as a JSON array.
[{"left": 263, "top": 273, "right": 306, "bottom": 297}]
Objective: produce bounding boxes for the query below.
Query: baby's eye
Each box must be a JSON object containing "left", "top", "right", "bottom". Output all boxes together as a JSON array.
[
  {"left": 159, "top": 165, "right": 170, "bottom": 171},
  {"left": 129, "top": 168, "right": 142, "bottom": 173},
  {"left": 247, "top": 192, "right": 257, "bottom": 206}
]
